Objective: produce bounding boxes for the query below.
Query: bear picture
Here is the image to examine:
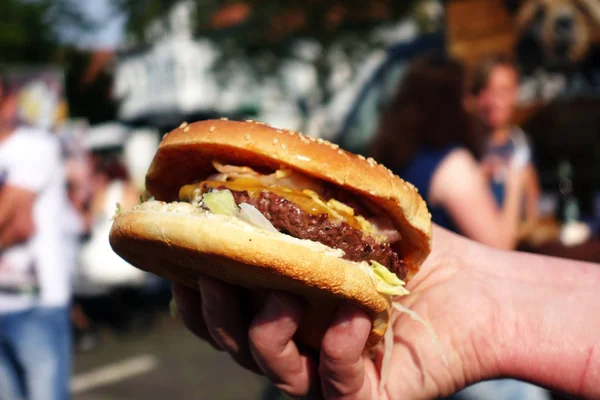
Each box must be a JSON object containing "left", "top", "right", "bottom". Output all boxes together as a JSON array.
[{"left": 505, "top": 0, "right": 600, "bottom": 102}]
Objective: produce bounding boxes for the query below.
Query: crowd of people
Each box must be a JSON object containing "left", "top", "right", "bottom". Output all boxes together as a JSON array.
[{"left": 0, "top": 48, "right": 591, "bottom": 400}]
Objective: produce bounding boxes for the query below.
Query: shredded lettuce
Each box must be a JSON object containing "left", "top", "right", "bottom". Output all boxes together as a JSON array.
[
  {"left": 112, "top": 202, "right": 123, "bottom": 220},
  {"left": 392, "top": 302, "right": 448, "bottom": 367},
  {"left": 370, "top": 261, "right": 410, "bottom": 297},
  {"left": 202, "top": 189, "right": 239, "bottom": 216},
  {"left": 379, "top": 322, "right": 394, "bottom": 393}
]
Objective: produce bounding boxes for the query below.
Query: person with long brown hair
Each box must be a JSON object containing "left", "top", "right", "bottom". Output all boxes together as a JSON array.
[{"left": 370, "top": 52, "right": 527, "bottom": 250}]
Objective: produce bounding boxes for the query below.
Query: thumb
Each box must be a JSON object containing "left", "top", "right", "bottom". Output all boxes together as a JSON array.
[{"left": 319, "top": 303, "right": 373, "bottom": 400}]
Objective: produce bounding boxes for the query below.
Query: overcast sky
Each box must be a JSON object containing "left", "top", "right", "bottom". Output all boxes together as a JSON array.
[{"left": 56, "top": 0, "right": 126, "bottom": 50}]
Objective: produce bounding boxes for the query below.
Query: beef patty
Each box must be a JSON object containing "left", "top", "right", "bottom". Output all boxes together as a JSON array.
[{"left": 227, "top": 189, "right": 407, "bottom": 279}]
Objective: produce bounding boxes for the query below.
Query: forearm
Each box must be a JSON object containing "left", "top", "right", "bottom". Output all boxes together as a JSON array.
[
  {"left": 497, "top": 183, "right": 523, "bottom": 249},
  {"left": 476, "top": 247, "right": 600, "bottom": 397}
]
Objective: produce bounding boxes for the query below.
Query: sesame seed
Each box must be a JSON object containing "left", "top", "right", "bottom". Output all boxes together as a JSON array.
[
  {"left": 245, "top": 119, "right": 254, "bottom": 123},
  {"left": 331, "top": 143, "right": 339, "bottom": 149},
  {"left": 220, "top": 117, "right": 229, "bottom": 121},
  {"left": 209, "top": 126, "right": 215, "bottom": 132},
  {"left": 179, "top": 122, "right": 188, "bottom": 128},
  {"left": 358, "top": 154, "right": 366, "bottom": 160},
  {"left": 337, "top": 149, "right": 343, "bottom": 155},
  {"left": 184, "top": 126, "right": 190, "bottom": 132},
  {"left": 244, "top": 133, "right": 251, "bottom": 141},
  {"left": 276, "top": 130, "right": 283, "bottom": 134},
  {"left": 273, "top": 138, "right": 279, "bottom": 144},
  {"left": 281, "top": 143, "right": 287, "bottom": 150},
  {"left": 316, "top": 138, "right": 324, "bottom": 144}
]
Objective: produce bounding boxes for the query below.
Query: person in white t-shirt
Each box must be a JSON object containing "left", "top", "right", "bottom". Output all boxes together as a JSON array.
[{"left": 0, "top": 74, "right": 72, "bottom": 400}]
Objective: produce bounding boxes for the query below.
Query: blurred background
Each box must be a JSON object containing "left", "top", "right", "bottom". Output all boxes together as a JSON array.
[{"left": 0, "top": 0, "right": 598, "bottom": 399}]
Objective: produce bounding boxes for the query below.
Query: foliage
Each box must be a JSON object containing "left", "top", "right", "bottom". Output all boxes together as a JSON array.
[
  {"left": 0, "top": 0, "right": 92, "bottom": 64},
  {"left": 114, "top": 0, "right": 428, "bottom": 103}
]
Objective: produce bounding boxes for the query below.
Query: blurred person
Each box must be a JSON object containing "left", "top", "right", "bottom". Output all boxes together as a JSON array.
[
  {"left": 0, "top": 74, "right": 72, "bottom": 399},
  {"left": 370, "top": 53, "right": 550, "bottom": 400},
  {"left": 77, "top": 152, "right": 151, "bottom": 334},
  {"left": 370, "top": 52, "right": 528, "bottom": 251},
  {"left": 471, "top": 54, "right": 541, "bottom": 228},
  {"left": 60, "top": 139, "right": 99, "bottom": 351}
]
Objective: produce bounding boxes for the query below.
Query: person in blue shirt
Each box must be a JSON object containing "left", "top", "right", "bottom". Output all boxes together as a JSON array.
[
  {"left": 471, "top": 54, "right": 541, "bottom": 227},
  {"left": 370, "top": 51, "right": 549, "bottom": 400},
  {"left": 370, "top": 51, "right": 528, "bottom": 250}
]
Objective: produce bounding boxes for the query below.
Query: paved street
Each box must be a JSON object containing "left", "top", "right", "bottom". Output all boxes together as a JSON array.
[{"left": 72, "top": 311, "right": 275, "bottom": 400}]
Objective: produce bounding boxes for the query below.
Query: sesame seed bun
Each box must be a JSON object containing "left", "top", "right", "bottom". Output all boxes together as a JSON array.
[
  {"left": 110, "top": 201, "right": 389, "bottom": 348},
  {"left": 147, "top": 119, "right": 431, "bottom": 275},
  {"left": 109, "top": 119, "right": 432, "bottom": 348}
]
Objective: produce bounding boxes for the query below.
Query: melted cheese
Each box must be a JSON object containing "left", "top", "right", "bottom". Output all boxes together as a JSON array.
[{"left": 180, "top": 177, "right": 367, "bottom": 231}]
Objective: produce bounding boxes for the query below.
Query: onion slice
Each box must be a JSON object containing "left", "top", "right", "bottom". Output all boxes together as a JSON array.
[
  {"left": 212, "top": 161, "right": 260, "bottom": 176},
  {"left": 238, "top": 203, "right": 279, "bottom": 233}
]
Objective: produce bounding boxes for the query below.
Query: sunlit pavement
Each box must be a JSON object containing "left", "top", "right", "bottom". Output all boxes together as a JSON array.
[{"left": 72, "top": 312, "right": 273, "bottom": 400}]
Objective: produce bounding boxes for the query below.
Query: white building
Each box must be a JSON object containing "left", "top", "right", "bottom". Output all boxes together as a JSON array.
[{"left": 114, "top": 1, "right": 422, "bottom": 136}]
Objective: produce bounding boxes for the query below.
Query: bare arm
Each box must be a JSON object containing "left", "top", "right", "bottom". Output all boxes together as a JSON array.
[
  {"left": 173, "top": 224, "right": 600, "bottom": 399},
  {"left": 523, "top": 163, "right": 541, "bottom": 224},
  {"left": 0, "top": 185, "right": 35, "bottom": 248},
  {"left": 459, "top": 241, "right": 600, "bottom": 397},
  {"left": 429, "top": 149, "right": 526, "bottom": 250}
]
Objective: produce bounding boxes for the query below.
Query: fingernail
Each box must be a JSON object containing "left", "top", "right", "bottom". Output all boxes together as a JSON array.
[
  {"left": 198, "top": 276, "right": 218, "bottom": 311},
  {"left": 262, "top": 292, "right": 286, "bottom": 319},
  {"left": 333, "top": 303, "right": 360, "bottom": 329},
  {"left": 262, "top": 292, "right": 302, "bottom": 322}
]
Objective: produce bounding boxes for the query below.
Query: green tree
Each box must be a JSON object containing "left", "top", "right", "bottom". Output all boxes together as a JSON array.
[
  {"left": 114, "top": 0, "right": 435, "bottom": 105},
  {"left": 0, "top": 0, "right": 91, "bottom": 64}
]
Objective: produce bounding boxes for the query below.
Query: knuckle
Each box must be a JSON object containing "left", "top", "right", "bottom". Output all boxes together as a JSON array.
[
  {"left": 276, "top": 382, "right": 310, "bottom": 399},
  {"left": 322, "top": 344, "right": 350, "bottom": 366}
]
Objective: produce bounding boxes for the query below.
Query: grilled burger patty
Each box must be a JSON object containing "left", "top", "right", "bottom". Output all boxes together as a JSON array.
[{"left": 227, "top": 189, "right": 408, "bottom": 280}]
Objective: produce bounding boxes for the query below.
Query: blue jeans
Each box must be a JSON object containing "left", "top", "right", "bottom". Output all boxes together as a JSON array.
[{"left": 0, "top": 306, "right": 71, "bottom": 400}]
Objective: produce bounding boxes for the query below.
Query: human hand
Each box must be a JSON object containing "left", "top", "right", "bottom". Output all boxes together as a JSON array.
[
  {"left": 480, "top": 156, "right": 504, "bottom": 181},
  {"left": 0, "top": 197, "right": 35, "bottom": 248},
  {"left": 173, "top": 227, "right": 510, "bottom": 399}
]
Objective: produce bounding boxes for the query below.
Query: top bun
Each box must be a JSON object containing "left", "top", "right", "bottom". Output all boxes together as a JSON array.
[{"left": 146, "top": 119, "right": 432, "bottom": 278}]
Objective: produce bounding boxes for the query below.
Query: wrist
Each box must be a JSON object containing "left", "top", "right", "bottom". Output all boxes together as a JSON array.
[
  {"left": 420, "top": 230, "right": 507, "bottom": 391},
  {"left": 489, "top": 252, "right": 600, "bottom": 397}
]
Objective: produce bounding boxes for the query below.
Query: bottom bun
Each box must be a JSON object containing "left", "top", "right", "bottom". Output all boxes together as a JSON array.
[{"left": 109, "top": 201, "right": 390, "bottom": 348}]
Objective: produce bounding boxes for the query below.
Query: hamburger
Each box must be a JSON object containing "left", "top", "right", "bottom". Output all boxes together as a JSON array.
[{"left": 109, "top": 119, "right": 432, "bottom": 350}]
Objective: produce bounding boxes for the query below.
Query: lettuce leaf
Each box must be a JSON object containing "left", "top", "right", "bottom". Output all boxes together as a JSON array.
[
  {"left": 369, "top": 260, "right": 410, "bottom": 297},
  {"left": 202, "top": 189, "right": 239, "bottom": 216}
]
